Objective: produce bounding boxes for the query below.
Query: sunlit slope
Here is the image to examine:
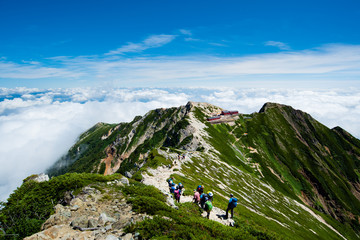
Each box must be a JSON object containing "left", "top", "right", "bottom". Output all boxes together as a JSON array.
[
  {"left": 47, "top": 101, "right": 360, "bottom": 239},
  {"left": 162, "top": 103, "right": 358, "bottom": 240},
  {"left": 48, "top": 102, "right": 205, "bottom": 176},
  {"left": 237, "top": 103, "right": 360, "bottom": 224}
]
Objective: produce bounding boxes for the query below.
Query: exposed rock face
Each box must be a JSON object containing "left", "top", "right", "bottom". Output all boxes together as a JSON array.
[
  {"left": 25, "top": 180, "right": 145, "bottom": 240},
  {"left": 48, "top": 102, "right": 224, "bottom": 178},
  {"left": 24, "top": 173, "right": 50, "bottom": 183}
]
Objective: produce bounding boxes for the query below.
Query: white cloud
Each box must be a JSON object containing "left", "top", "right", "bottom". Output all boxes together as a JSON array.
[
  {"left": 1, "top": 44, "right": 360, "bottom": 89},
  {"left": 43, "top": 44, "right": 360, "bottom": 88},
  {"left": 179, "top": 29, "right": 192, "bottom": 36},
  {"left": 0, "top": 60, "right": 82, "bottom": 79},
  {"left": 184, "top": 37, "right": 201, "bottom": 42},
  {"left": 209, "top": 42, "right": 227, "bottom": 47},
  {"left": 106, "top": 34, "right": 177, "bottom": 55},
  {"left": 265, "top": 41, "right": 291, "bottom": 50},
  {"left": 1, "top": 87, "right": 360, "bottom": 202}
]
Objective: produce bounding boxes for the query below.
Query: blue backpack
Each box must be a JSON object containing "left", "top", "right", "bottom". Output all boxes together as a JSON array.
[{"left": 231, "top": 198, "right": 238, "bottom": 207}]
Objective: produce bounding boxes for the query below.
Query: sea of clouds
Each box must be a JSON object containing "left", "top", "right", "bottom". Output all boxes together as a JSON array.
[{"left": 1, "top": 87, "right": 360, "bottom": 201}]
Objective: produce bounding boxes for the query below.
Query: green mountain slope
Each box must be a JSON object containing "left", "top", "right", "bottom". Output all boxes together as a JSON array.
[
  {"left": 242, "top": 103, "right": 360, "bottom": 223},
  {"left": 44, "top": 101, "right": 360, "bottom": 239}
]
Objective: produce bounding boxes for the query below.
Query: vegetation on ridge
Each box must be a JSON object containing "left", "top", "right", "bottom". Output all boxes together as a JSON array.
[
  {"left": 0, "top": 173, "right": 122, "bottom": 239},
  {"left": 0, "top": 173, "right": 283, "bottom": 240},
  {"left": 9, "top": 101, "right": 360, "bottom": 239}
]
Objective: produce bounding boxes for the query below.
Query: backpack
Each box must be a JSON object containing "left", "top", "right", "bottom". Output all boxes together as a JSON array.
[
  {"left": 168, "top": 179, "right": 173, "bottom": 187},
  {"left": 205, "top": 201, "right": 213, "bottom": 211},
  {"left": 174, "top": 190, "right": 181, "bottom": 199},
  {"left": 170, "top": 186, "right": 176, "bottom": 193},
  {"left": 231, "top": 198, "right": 238, "bottom": 207},
  {"left": 201, "top": 193, "right": 208, "bottom": 202}
]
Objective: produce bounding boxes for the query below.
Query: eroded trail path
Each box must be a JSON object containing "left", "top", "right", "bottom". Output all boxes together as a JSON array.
[{"left": 142, "top": 151, "right": 235, "bottom": 226}]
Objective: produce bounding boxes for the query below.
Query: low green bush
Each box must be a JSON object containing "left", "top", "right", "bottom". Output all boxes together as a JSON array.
[
  {"left": 122, "top": 184, "right": 166, "bottom": 203},
  {"left": 127, "top": 196, "right": 171, "bottom": 215}
]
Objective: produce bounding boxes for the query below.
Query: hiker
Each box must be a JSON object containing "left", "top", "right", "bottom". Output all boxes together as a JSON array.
[
  {"left": 204, "top": 198, "right": 213, "bottom": 219},
  {"left": 174, "top": 188, "right": 181, "bottom": 203},
  {"left": 200, "top": 193, "right": 208, "bottom": 209},
  {"left": 170, "top": 182, "right": 176, "bottom": 193},
  {"left": 225, "top": 194, "right": 238, "bottom": 219},
  {"left": 208, "top": 192, "right": 213, "bottom": 202},
  {"left": 177, "top": 183, "right": 185, "bottom": 195},
  {"left": 196, "top": 185, "right": 204, "bottom": 194},
  {"left": 167, "top": 177, "right": 174, "bottom": 187},
  {"left": 193, "top": 190, "right": 200, "bottom": 203}
]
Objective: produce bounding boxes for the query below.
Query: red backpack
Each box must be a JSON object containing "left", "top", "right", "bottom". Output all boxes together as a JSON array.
[{"left": 174, "top": 189, "right": 181, "bottom": 199}]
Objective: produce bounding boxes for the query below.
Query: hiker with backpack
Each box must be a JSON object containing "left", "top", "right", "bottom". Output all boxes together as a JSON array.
[
  {"left": 200, "top": 192, "right": 208, "bottom": 209},
  {"left": 225, "top": 193, "right": 237, "bottom": 219},
  {"left": 193, "top": 189, "right": 200, "bottom": 203},
  {"left": 169, "top": 182, "right": 176, "bottom": 193},
  {"left": 207, "top": 192, "right": 213, "bottom": 202},
  {"left": 204, "top": 197, "right": 213, "bottom": 219},
  {"left": 167, "top": 177, "right": 174, "bottom": 185},
  {"left": 177, "top": 183, "right": 184, "bottom": 193},
  {"left": 196, "top": 185, "right": 204, "bottom": 194},
  {"left": 174, "top": 188, "right": 181, "bottom": 203}
]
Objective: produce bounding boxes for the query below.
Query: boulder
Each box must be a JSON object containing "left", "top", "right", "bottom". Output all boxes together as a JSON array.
[
  {"left": 33, "top": 173, "right": 50, "bottom": 182},
  {"left": 71, "top": 216, "right": 89, "bottom": 228},
  {"left": 59, "top": 191, "right": 74, "bottom": 205},
  {"left": 106, "top": 235, "right": 119, "bottom": 240},
  {"left": 70, "top": 205, "right": 80, "bottom": 211},
  {"left": 99, "top": 213, "right": 116, "bottom": 225},
  {"left": 25, "top": 225, "right": 95, "bottom": 240},
  {"left": 119, "top": 177, "right": 129, "bottom": 186},
  {"left": 121, "top": 233, "right": 134, "bottom": 240},
  {"left": 124, "top": 171, "right": 132, "bottom": 178},
  {"left": 70, "top": 198, "right": 85, "bottom": 209},
  {"left": 41, "top": 205, "right": 72, "bottom": 230},
  {"left": 88, "top": 218, "right": 99, "bottom": 228}
]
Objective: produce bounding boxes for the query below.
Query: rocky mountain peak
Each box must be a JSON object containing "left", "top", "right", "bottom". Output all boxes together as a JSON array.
[{"left": 259, "top": 102, "right": 289, "bottom": 113}]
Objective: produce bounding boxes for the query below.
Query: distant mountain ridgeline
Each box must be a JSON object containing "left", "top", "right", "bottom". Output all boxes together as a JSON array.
[{"left": 42, "top": 101, "right": 360, "bottom": 239}]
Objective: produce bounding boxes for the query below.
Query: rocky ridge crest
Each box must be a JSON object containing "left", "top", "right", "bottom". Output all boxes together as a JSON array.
[{"left": 25, "top": 178, "right": 144, "bottom": 240}]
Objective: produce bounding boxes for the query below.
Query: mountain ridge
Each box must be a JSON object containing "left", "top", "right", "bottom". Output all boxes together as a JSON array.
[{"left": 7, "top": 101, "right": 359, "bottom": 239}]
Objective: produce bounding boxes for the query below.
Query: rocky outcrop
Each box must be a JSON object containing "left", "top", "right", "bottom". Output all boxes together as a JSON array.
[
  {"left": 23, "top": 173, "right": 50, "bottom": 183},
  {"left": 25, "top": 178, "right": 145, "bottom": 240}
]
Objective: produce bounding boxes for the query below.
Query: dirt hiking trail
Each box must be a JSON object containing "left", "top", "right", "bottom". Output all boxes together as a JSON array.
[{"left": 142, "top": 151, "right": 235, "bottom": 226}]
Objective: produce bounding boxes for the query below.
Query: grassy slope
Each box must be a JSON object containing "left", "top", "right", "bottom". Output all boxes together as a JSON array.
[
  {"left": 47, "top": 122, "right": 120, "bottom": 175},
  {"left": 241, "top": 105, "right": 360, "bottom": 227},
  {"left": 164, "top": 105, "right": 358, "bottom": 239}
]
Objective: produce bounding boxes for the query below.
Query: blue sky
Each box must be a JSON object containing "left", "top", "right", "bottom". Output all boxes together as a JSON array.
[{"left": 1, "top": 0, "right": 360, "bottom": 88}]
